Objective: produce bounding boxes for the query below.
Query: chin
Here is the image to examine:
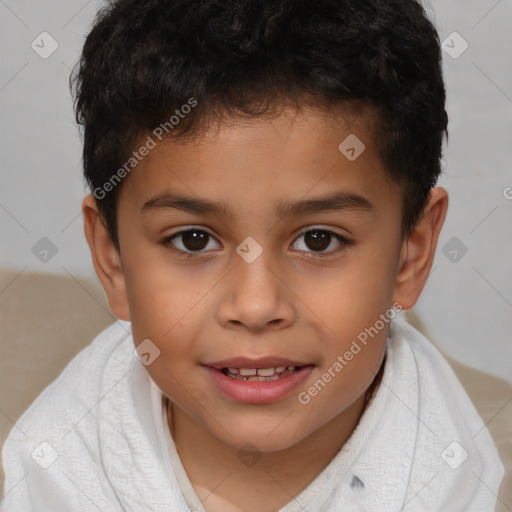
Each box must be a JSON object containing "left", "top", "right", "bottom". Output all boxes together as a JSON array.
[{"left": 210, "top": 421, "right": 310, "bottom": 453}]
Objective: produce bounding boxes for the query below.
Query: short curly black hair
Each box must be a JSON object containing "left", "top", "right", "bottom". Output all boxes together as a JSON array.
[{"left": 71, "top": 0, "right": 448, "bottom": 251}]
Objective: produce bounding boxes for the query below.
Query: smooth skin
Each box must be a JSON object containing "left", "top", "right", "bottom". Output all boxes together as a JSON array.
[{"left": 83, "top": 106, "right": 448, "bottom": 512}]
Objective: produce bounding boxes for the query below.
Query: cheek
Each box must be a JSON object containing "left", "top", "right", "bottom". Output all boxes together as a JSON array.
[
  {"left": 128, "top": 281, "right": 203, "bottom": 364},
  {"left": 296, "top": 338, "right": 387, "bottom": 437},
  {"left": 122, "top": 268, "right": 198, "bottom": 390},
  {"left": 128, "top": 285, "right": 208, "bottom": 406},
  {"left": 309, "top": 243, "right": 399, "bottom": 339},
  {"left": 301, "top": 245, "right": 397, "bottom": 402},
  {"left": 297, "top": 279, "right": 393, "bottom": 429},
  {"left": 122, "top": 242, "right": 209, "bottom": 337}
]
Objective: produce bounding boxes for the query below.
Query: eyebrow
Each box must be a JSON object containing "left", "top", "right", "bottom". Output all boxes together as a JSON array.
[{"left": 141, "top": 190, "right": 373, "bottom": 220}]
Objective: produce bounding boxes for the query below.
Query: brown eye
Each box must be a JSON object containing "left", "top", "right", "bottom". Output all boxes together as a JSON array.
[
  {"left": 303, "top": 230, "right": 331, "bottom": 251},
  {"left": 292, "top": 228, "right": 349, "bottom": 256},
  {"left": 164, "top": 228, "right": 220, "bottom": 255}
]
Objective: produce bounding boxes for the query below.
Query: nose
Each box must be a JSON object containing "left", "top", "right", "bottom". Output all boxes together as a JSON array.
[{"left": 216, "top": 251, "right": 296, "bottom": 333}]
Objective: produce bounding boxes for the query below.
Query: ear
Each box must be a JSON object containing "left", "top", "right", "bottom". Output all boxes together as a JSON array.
[
  {"left": 82, "top": 194, "right": 131, "bottom": 321},
  {"left": 393, "top": 186, "right": 448, "bottom": 309}
]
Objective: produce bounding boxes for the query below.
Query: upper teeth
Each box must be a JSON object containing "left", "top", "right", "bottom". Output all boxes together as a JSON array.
[{"left": 227, "top": 366, "right": 297, "bottom": 376}]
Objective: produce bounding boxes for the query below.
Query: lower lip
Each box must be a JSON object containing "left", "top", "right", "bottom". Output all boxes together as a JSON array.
[{"left": 203, "top": 365, "right": 315, "bottom": 404}]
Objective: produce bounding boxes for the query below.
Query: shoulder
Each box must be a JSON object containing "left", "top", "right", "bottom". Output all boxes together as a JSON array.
[
  {"left": 399, "top": 311, "right": 512, "bottom": 509},
  {"left": 389, "top": 313, "right": 506, "bottom": 507},
  {"left": 1, "top": 320, "right": 134, "bottom": 509},
  {"left": 2, "top": 320, "right": 133, "bottom": 465}
]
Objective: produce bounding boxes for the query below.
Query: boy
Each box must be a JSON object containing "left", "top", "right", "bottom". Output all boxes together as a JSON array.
[{"left": 1, "top": 0, "right": 505, "bottom": 510}]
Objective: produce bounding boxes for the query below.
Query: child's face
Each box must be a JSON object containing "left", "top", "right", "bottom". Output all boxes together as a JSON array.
[{"left": 107, "top": 107, "right": 407, "bottom": 450}]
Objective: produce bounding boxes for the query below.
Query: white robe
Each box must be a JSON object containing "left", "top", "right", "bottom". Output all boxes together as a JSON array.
[{"left": 1, "top": 314, "right": 504, "bottom": 511}]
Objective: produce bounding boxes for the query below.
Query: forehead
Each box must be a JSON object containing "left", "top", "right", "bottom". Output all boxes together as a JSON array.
[{"left": 117, "top": 106, "right": 401, "bottom": 224}]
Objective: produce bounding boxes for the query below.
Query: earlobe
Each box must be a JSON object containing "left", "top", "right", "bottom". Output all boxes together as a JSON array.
[
  {"left": 393, "top": 186, "right": 449, "bottom": 309},
  {"left": 82, "top": 195, "right": 131, "bottom": 321}
]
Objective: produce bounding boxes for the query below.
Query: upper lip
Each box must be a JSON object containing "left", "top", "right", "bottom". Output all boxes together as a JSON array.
[{"left": 203, "top": 357, "right": 312, "bottom": 369}]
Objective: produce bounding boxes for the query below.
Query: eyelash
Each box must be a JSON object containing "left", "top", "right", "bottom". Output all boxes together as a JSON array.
[{"left": 161, "top": 226, "right": 352, "bottom": 260}]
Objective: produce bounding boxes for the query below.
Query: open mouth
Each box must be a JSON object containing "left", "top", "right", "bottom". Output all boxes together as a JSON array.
[
  {"left": 218, "top": 365, "right": 305, "bottom": 381},
  {"left": 204, "top": 362, "right": 315, "bottom": 403}
]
